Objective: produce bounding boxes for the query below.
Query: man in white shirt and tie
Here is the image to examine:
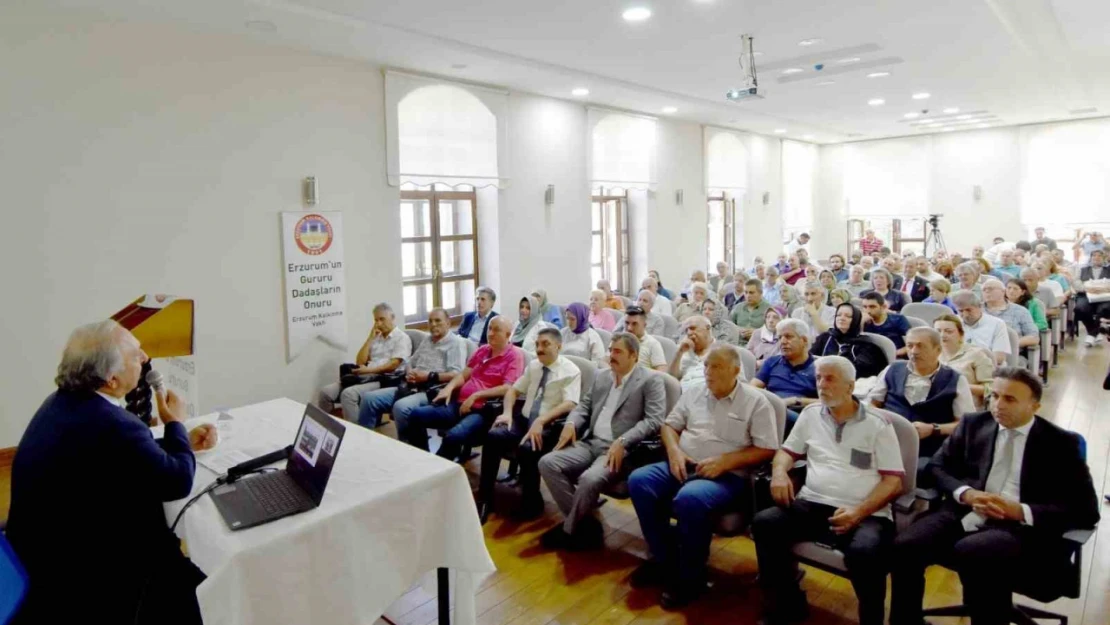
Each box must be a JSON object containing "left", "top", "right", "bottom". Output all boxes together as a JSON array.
[{"left": 889, "top": 368, "right": 1099, "bottom": 625}]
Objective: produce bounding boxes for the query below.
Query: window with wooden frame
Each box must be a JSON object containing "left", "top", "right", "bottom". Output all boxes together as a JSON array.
[
  {"left": 707, "top": 191, "right": 737, "bottom": 273},
  {"left": 591, "top": 187, "right": 630, "bottom": 294},
  {"left": 847, "top": 217, "right": 926, "bottom": 255},
  {"left": 400, "top": 186, "right": 479, "bottom": 326}
]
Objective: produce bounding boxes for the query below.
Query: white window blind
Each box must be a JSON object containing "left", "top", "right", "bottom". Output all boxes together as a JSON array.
[
  {"left": 704, "top": 128, "right": 749, "bottom": 191},
  {"left": 1020, "top": 118, "right": 1110, "bottom": 225},
  {"left": 589, "top": 109, "right": 656, "bottom": 189},
  {"left": 385, "top": 71, "right": 509, "bottom": 188}
]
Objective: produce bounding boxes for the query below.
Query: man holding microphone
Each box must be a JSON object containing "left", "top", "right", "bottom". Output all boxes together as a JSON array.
[{"left": 7, "top": 319, "right": 214, "bottom": 624}]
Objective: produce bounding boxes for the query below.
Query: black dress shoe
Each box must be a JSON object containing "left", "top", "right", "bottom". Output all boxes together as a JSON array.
[
  {"left": 660, "top": 581, "right": 706, "bottom": 610},
  {"left": 629, "top": 561, "right": 668, "bottom": 588},
  {"left": 540, "top": 525, "right": 570, "bottom": 549},
  {"left": 566, "top": 518, "right": 604, "bottom": 551}
]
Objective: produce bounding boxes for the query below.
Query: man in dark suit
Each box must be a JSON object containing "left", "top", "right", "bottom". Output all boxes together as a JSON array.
[
  {"left": 539, "top": 332, "right": 666, "bottom": 550},
  {"left": 7, "top": 320, "right": 214, "bottom": 625},
  {"left": 1075, "top": 249, "right": 1110, "bottom": 347},
  {"left": 455, "top": 286, "right": 500, "bottom": 345},
  {"left": 890, "top": 367, "right": 1100, "bottom": 625}
]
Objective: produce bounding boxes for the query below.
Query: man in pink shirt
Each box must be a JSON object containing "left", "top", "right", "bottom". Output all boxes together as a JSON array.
[{"left": 404, "top": 317, "right": 525, "bottom": 460}]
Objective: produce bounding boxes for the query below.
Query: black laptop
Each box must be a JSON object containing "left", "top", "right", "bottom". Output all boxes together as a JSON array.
[{"left": 210, "top": 403, "right": 345, "bottom": 531}]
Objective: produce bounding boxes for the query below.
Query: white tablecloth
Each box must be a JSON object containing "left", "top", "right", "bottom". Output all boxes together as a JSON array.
[{"left": 163, "top": 398, "right": 495, "bottom": 625}]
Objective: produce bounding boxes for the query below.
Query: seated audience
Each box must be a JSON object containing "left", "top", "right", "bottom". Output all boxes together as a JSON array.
[
  {"left": 754, "top": 356, "right": 905, "bottom": 625},
  {"left": 1031, "top": 226, "right": 1058, "bottom": 251},
  {"left": 1025, "top": 264, "right": 1063, "bottom": 301},
  {"left": 889, "top": 368, "right": 1099, "bottom": 625},
  {"left": 868, "top": 327, "right": 974, "bottom": 470},
  {"left": 669, "top": 315, "right": 715, "bottom": 390},
  {"left": 531, "top": 288, "right": 564, "bottom": 328},
  {"left": 8, "top": 320, "right": 214, "bottom": 624},
  {"left": 838, "top": 263, "right": 870, "bottom": 297},
  {"left": 751, "top": 262, "right": 767, "bottom": 281},
  {"left": 1006, "top": 278, "right": 1048, "bottom": 333},
  {"left": 762, "top": 266, "right": 786, "bottom": 307},
  {"left": 859, "top": 228, "right": 884, "bottom": 255},
  {"left": 811, "top": 303, "right": 888, "bottom": 379},
  {"left": 781, "top": 284, "right": 802, "bottom": 315},
  {"left": 829, "top": 287, "right": 853, "bottom": 308},
  {"left": 628, "top": 345, "right": 778, "bottom": 607},
  {"left": 405, "top": 317, "right": 524, "bottom": 458},
  {"left": 994, "top": 248, "right": 1022, "bottom": 279},
  {"left": 701, "top": 299, "right": 740, "bottom": 345},
  {"left": 623, "top": 306, "right": 669, "bottom": 371},
  {"left": 674, "top": 282, "right": 710, "bottom": 323},
  {"left": 708, "top": 261, "right": 731, "bottom": 293},
  {"left": 952, "top": 262, "right": 984, "bottom": 299},
  {"left": 864, "top": 267, "right": 908, "bottom": 312},
  {"left": 791, "top": 280, "right": 835, "bottom": 339},
  {"left": 511, "top": 295, "right": 554, "bottom": 353},
  {"left": 642, "top": 276, "right": 674, "bottom": 316},
  {"left": 882, "top": 256, "right": 907, "bottom": 291},
  {"left": 923, "top": 278, "right": 957, "bottom": 312},
  {"left": 903, "top": 256, "right": 937, "bottom": 302},
  {"left": 587, "top": 289, "right": 617, "bottom": 331},
  {"left": 457, "top": 286, "right": 500, "bottom": 344},
  {"left": 1073, "top": 230, "right": 1107, "bottom": 264},
  {"left": 319, "top": 302, "right": 412, "bottom": 421},
  {"left": 597, "top": 279, "right": 625, "bottom": 310},
  {"left": 774, "top": 253, "right": 791, "bottom": 274},
  {"left": 539, "top": 333, "right": 666, "bottom": 549},
  {"left": 935, "top": 314, "right": 994, "bottom": 409},
  {"left": 723, "top": 277, "right": 746, "bottom": 310},
  {"left": 952, "top": 290, "right": 1012, "bottom": 366},
  {"left": 358, "top": 308, "right": 467, "bottom": 430},
  {"left": 683, "top": 269, "right": 709, "bottom": 295},
  {"left": 860, "top": 291, "right": 912, "bottom": 357},
  {"left": 828, "top": 253, "right": 850, "bottom": 282},
  {"left": 1051, "top": 247, "right": 1074, "bottom": 271},
  {"left": 818, "top": 270, "right": 838, "bottom": 303},
  {"left": 752, "top": 319, "right": 818, "bottom": 428},
  {"left": 981, "top": 278, "right": 1038, "bottom": 349},
  {"left": 750, "top": 307, "right": 786, "bottom": 367},
  {"left": 475, "top": 328, "right": 579, "bottom": 522},
  {"left": 935, "top": 260, "right": 955, "bottom": 281},
  {"left": 859, "top": 255, "right": 876, "bottom": 278},
  {"left": 786, "top": 232, "right": 811, "bottom": 256},
  {"left": 1075, "top": 249, "right": 1110, "bottom": 346},
  {"left": 648, "top": 269, "right": 676, "bottom": 301},
  {"left": 730, "top": 278, "right": 772, "bottom": 346},
  {"left": 782, "top": 254, "right": 806, "bottom": 286},
  {"left": 560, "top": 302, "right": 607, "bottom": 369},
  {"left": 614, "top": 289, "right": 664, "bottom": 335}
]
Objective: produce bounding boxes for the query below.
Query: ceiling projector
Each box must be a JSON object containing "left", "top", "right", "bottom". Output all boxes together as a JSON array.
[{"left": 727, "top": 34, "right": 763, "bottom": 102}]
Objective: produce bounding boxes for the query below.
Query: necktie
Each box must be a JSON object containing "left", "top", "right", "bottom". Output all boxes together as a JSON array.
[
  {"left": 528, "top": 366, "right": 551, "bottom": 422},
  {"left": 962, "top": 428, "right": 1014, "bottom": 532}
]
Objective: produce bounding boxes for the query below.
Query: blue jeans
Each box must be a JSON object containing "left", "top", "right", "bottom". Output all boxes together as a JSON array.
[
  {"left": 357, "top": 388, "right": 429, "bottom": 430},
  {"left": 785, "top": 409, "right": 800, "bottom": 438},
  {"left": 628, "top": 461, "right": 750, "bottom": 586},
  {"left": 406, "top": 401, "right": 493, "bottom": 459}
]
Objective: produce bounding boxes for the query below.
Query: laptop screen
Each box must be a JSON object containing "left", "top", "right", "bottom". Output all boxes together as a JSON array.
[{"left": 286, "top": 403, "right": 346, "bottom": 505}]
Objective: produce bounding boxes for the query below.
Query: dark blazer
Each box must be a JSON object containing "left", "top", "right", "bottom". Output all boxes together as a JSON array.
[
  {"left": 929, "top": 411, "right": 1099, "bottom": 536},
  {"left": 1079, "top": 265, "right": 1110, "bottom": 283},
  {"left": 907, "top": 275, "right": 931, "bottom": 303},
  {"left": 456, "top": 310, "right": 500, "bottom": 345},
  {"left": 567, "top": 366, "right": 666, "bottom": 448},
  {"left": 7, "top": 390, "right": 199, "bottom": 624}
]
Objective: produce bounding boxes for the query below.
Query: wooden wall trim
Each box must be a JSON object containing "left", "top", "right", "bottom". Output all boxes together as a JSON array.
[{"left": 0, "top": 446, "right": 15, "bottom": 469}]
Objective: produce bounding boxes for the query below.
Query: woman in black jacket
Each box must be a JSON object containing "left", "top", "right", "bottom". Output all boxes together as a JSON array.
[{"left": 811, "top": 303, "right": 888, "bottom": 379}]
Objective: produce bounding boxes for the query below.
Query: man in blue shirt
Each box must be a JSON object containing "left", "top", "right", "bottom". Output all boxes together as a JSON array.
[
  {"left": 752, "top": 318, "right": 818, "bottom": 433},
  {"left": 860, "top": 291, "right": 912, "bottom": 357},
  {"left": 828, "top": 253, "right": 850, "bottom": 282},
  {"left": 456, "top": 286, "right": 499, "bottom": 345}
]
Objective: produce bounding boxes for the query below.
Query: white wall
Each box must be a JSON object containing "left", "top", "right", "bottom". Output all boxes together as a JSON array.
[
  {"left": 649, "top": 120, "right": 706, "bottom": 290},
  {"left": 743, "top": 134, "right": 784, "bottom": 263}
]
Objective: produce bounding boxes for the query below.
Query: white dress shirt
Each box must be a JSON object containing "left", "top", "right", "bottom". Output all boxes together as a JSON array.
[
  {"left": 963, "top": 313, "right": 1012, "bottom": 356},
  {"left": 653, "top": 295, "right": 674, "bottom": 316},
  {"left": 868, "top": 363, "right": 977, "bottom": 418},
  {"left": 954, "top": 418, "right": 1035, "bottom": 526}
]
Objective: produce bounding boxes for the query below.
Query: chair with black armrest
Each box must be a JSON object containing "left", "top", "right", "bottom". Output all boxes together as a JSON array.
[
  {"left": 602, "top": 369, "right": 681, "bottom": 500},
  {"left": 404, "top": 329, "right": 428, "bottom": 354},
  {"left": 921, "top": 432, "right": 1097, "bottom": 625},
  {"left": 858, "top": 333, "right": 897, "bottom": 368}
]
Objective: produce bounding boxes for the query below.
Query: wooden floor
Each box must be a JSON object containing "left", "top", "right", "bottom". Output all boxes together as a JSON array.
[{"left": 2, "top": 342, "right": 1107, "bottom": 625}]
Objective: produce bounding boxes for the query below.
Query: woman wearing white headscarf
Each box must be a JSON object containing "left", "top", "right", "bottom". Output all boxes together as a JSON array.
[{"left": 510, "top": 295, "right": 553, "bottom": 353}]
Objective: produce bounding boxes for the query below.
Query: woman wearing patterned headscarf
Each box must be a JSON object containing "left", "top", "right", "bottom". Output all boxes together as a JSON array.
[
  {"left": 511, "top": 295, "right": 553, "bottom": 353},
  {"left": 560, "top": 302, "right": 607, "bottom": 369},
  {"left": 699, "top": 299, "right": 740, "bottom": 345}
]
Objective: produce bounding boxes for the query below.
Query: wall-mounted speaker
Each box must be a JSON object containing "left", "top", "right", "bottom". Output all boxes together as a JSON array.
[
  {"left": 303, "top": 176, "right": 318, "bottom": 206},
  {"left": 676, "top": 189, "right": 684, "bottom": 206},
  {"left": 544, "top": 184, "right": 555, "bottom": 206},
  {"left": 973, "top": 185, "right": 982, "bottom": 202},
  {"left": 763, "top": 191, "right": 771, "bottom": 206}
]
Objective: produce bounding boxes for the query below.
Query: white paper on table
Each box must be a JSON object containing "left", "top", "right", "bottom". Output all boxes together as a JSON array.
[{"left": 197, "top": 448, "right": 255, "bottom": 474}]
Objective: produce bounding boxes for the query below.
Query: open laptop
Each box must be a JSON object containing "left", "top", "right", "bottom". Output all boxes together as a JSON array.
[{"left": 210, "top": 403, "right": 345, "bottom": 531}]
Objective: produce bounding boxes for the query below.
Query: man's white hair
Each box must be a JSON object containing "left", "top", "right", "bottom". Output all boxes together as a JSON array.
[
  {"left": 776, "top": 318, "right": 811, "bottom": 343},
  {"left": 55, "top": 320, "right": 129, "bottom": 392},
  {"left": 815, "top": 355, "right": 857, "bottom": 381}
]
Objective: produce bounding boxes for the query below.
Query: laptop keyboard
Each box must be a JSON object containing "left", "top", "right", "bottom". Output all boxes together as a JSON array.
[{"left": 243, "top": 472, "right": 312, "bottom": 516}]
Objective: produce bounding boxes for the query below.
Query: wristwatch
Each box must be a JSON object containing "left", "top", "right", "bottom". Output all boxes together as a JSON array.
[
  {"left": 931, "top": 423, "right": 941, "bottom": 436},
  {"left": 618, "top": 436, "right": 629, "bottom": 447}
]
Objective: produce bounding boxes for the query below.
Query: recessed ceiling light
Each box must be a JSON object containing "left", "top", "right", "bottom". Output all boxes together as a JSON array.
[
  {"left": 837, "top": 57, "right": 861, "bottom": 64},
  {"left": 912, "top": 92, "right": 931, "bottom": 100},
  {"left": 928, "top": 123, "right": 943, "bottom": 128},
  {"left": 752, "top": 51, "right": 764, "bottom": 57},
  {"left": 622, "top": 7, "right": 652, "bottom": 21},
  {"left": 798, "top": 38, "right": 823, "bottom": 47},
  {"left": 868, "top": 98, "right": 885, "bottom": 106},
  {"left": 942, "top": 127, "right": 954, "bottom": 132},
  {"left": 867, "top": 72, "right": 890, "bottom": 78},
  {"left": 571, "top": 88, "right": 590, "bottom": 96},
  {"left": 774, "top": 128, "right": 787, "bottom": 134},
  {"left": 817, "top": 80, "right": 836, "bottom": 86},
  {"left": 662, "top": 106, "right": 677, "bottom": 114},
  {"left": 976, "top": 123, "right": 991, "bottom": 129},
  {"left": 943, "top": 107, "right": 959, "bottom": 114},
  {"left": 955, "top": 114, "right": 971, "bottom": 120},
  {"left": 802, "top": 134, "right": 815, "bottom": 140},
  {"left": 904, "top": 112, "right": 920, "bottom": 119},
  {"left": 244, "top": 19, "right": 277, "bottom": 32},
  {"left": 782, "top": 68, "right": 804, "bottom": 75},
  {"left": 451, "top": 63, "right": 468, "bottom": 70}
]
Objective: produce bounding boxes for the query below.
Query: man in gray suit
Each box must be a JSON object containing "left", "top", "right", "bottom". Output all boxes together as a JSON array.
[{"left": 539, "top": 332, "right": 666, "bottom": 550}]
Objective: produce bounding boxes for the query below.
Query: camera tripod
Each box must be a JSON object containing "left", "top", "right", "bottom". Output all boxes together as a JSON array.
[{"left": 924, "top": 218, "right": 947, "bottom": 257}]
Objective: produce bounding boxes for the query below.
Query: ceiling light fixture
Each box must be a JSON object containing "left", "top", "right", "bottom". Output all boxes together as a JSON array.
[
  {"left": 752, "top": 51, "right": 764, "bottom": 57},
  {"left": 867, "top": 72, "right": 890, "bottom": 78},
  {"left": 798, "top": 38, "right": 823, "bottom": 46},
  {"left": 622, "top": 7, "right": 652, "bottom": 21},
  {"left": 928, "top": 123, "right": 943, "bottom": 128},
  {"left": 802, "top": 134, "right": 815, "bottom": 140},
  {"left": 782, "top": 68, "right": 804, "bottom": 75},
  {"left": 774, "top": 128, "right": 787, "bottom": 134},
  {"left": 868, "top": 98, "right": 885, "bottom": 106},
  {"left": 837, "top": 57, "right": 861, "bottom": 64},
  {"left": 976, "top": 123, "right": 991, "bottom": 129},
  {"left": 912, "top": 92, "right": 931, "bottom": 100},
  {"left": 451, "top": 64, "right": 468, "bottom": 70},
  {"left": 943, "top": 107, "right": 959, "bottom": 114},
  {"left": 904, "top": 112, "right": 920, "bottom": 119},
  {"left": 942, "top": 127, "right": 954, "bottom": 132},
  {"left": 662, "top": 106, "right": 677, "bottom": 114},
  {"left": 571, "top": 88, "right": 590, "bottom": 96},
  {"left": 817, "top": 80, "right": 836, "bottom": 86},
  {"left": 955, "top": 114, "right": 971, "bottom": 120}
]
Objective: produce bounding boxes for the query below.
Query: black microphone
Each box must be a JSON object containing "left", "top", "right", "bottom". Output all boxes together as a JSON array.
[{"left": 226, "top": 445, "right": 293, "bottom": 482}]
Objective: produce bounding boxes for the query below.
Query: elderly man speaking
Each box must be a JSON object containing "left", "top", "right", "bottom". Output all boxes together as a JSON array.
[{"left": 7, "top": 320, "right": 216, "bottom": 624}]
